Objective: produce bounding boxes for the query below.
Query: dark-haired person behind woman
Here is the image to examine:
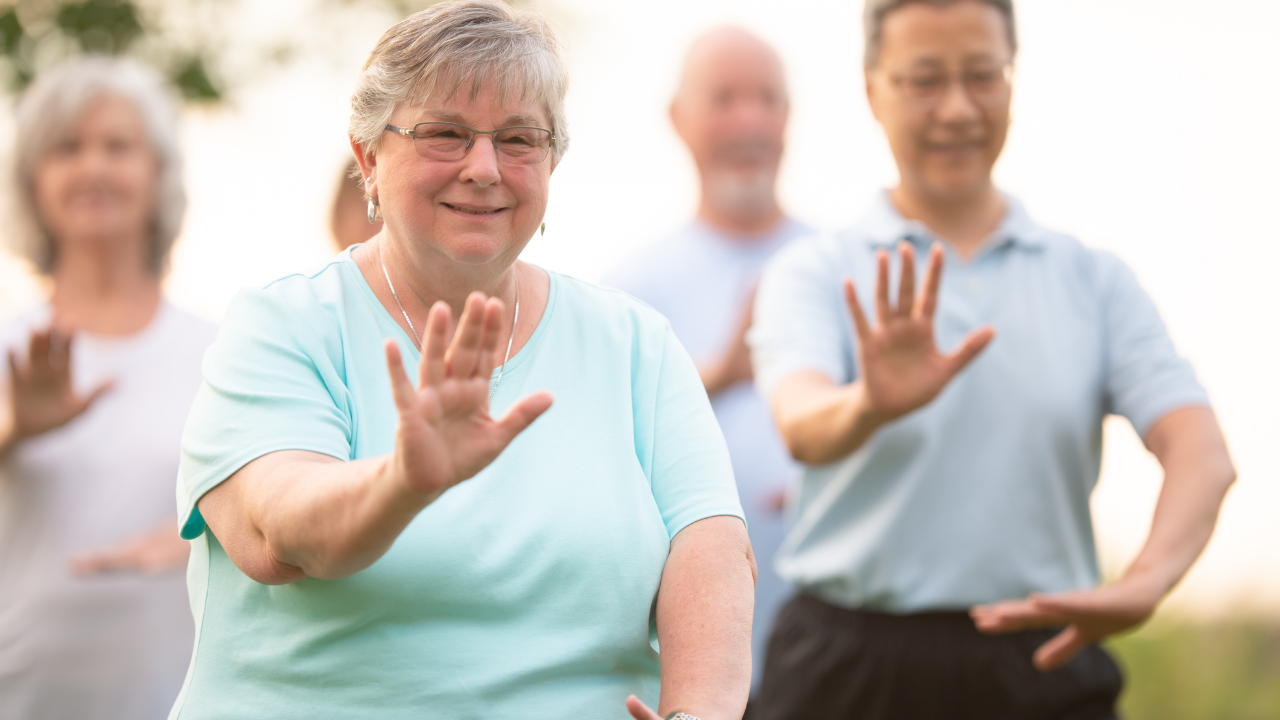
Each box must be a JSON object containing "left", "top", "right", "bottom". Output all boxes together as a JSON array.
[{"left": 170, "top": 2, "right": 755, "bottom": 719}]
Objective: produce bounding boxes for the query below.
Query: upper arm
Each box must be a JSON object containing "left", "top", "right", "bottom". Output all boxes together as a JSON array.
[
  {"left": 1098, "top": 252, "right": 1209, "bottom": 436},
  {"left": 197, "top": 449, "right": 342, "bottom": 585},
  {"left": 178, "top": 288, "right": 353, "bottom": 540},
  {"left": 751, "top": 240, "right": 853, "bottom": 402},
  {"left": 641, "top": 323, "right": 744, "bottom": 539}
]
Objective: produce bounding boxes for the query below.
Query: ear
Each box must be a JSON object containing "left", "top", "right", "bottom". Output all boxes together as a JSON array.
[
  {"left": 864, "top": 66, "right": 883, "bottom": 124},
  {"left": 349, "top": 136, "right": 377, "bottom": 199},
  {"left": 669, "top": 97, "right": 690, "bottom": 146}
]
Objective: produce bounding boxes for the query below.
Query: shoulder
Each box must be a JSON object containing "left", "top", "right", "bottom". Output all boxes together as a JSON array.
[
  {"left": 551, "top": 271, "right": 671, "bottom": 331},
  {"left": 602, "top": 224, "right": 712, "bottom": 295},
  {"left": 765, "top": 225, "right": 875, "bottom": 283}
]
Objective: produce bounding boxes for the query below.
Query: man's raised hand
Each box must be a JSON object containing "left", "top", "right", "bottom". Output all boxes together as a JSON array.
[
  {"left": 384, "top": 292, "right": 552, "bottom": 502},
  {"left": 845, "top": 242, "right": 994, "bottom": 423}
]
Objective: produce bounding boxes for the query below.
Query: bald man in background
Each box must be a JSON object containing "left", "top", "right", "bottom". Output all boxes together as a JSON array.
[{"left": 607, "top": 26, "right": 812, "bottom": 694}]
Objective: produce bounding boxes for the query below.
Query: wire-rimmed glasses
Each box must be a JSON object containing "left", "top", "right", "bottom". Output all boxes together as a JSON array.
[
  {"left": 889, "top": 63, "right": 1013, "bottom": 109},
  {"left": 384, "top": 121, "right": 555, "bottom": 165}
]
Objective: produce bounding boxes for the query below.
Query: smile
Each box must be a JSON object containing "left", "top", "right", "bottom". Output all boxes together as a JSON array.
[{"left": 443, "top": 202, "right": 505, "bottom": 216}]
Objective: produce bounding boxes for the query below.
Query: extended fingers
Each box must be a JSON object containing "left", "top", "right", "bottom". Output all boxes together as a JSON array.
[
  {"left": 875, "top": 250, "right": 891, "bottom": 325},
  {"left": 419, "top": 302, "right": 450, "bottom": 387},
  {"left": 844, "top": 278, "right": 871, "bottom": 339},
  {"left": 475, "top": 298, "right": 505, "bottom": 383},
  {"left": 384, "top": 340, "right": 417, "bottom": 411},
  {"left": 445, "top": 293, "right": 487, "bottom": 379},
  {"left": 971, "top": 597, "right": 1069, "bottom": 634},
  {"left": 897, "top": 242, "right": 916, "bottom": 318},
  {"left": 1033, "top": 625, "right": 1089, "bottom": 671},
  {"left": 920, "top": 243, "right": 945, "bottom": 319}
]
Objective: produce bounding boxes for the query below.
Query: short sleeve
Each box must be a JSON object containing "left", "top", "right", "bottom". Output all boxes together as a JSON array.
[
  {"left": 636, "top": 324, "right": 744, "bottom": 539},
  {"left": 177, "top": 288, "right": 354, "bottom": 539},
  {"left": 751, "top": 237, "right": 852, "bottom": 399},
  {"left": 1097, "top": 251, "right": 1209, "bottom": 437}
]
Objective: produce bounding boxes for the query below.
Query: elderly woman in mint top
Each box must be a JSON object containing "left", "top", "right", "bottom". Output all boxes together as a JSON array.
[{"left": 171, "top": 2, "right": 754, "bottom": 719}]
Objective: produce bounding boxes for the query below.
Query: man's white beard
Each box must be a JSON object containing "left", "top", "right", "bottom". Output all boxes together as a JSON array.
[{"left": 705, "top": 168, "right": 777, "bottom": 215}]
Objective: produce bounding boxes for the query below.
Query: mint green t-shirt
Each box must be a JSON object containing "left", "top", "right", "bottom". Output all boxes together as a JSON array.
[{"left": 170, "top": 248, "right": 743, "bottom": 719}]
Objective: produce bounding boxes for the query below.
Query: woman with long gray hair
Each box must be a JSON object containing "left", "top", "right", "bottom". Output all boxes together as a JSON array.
[
  {"left": 172, "top": 1, "right": 754, "bottom": 718},
  {"left": 0, "top": 56, "right": 217, "bottom": 719}
]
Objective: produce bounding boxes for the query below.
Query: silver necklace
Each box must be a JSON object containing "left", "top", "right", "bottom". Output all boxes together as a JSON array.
[{"left": 379, "top": 244, "right": 519, "bottom": 401}]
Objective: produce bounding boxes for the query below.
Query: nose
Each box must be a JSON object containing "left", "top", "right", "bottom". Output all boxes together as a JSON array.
[
  {"left": 934, "top": 77, "right": 982, "bottom": 123},
  {"left": 458, "top": 134, "right": 501, "bottom": 187}
]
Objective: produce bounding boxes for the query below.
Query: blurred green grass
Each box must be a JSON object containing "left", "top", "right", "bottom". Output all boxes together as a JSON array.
[{"left": 1107, "top": 619, "right": 1280, "bottom": 720}]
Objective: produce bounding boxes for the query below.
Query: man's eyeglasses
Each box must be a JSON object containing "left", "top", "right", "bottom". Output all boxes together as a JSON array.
[
  {"left": 889, "top": 64, "right": 1013, "bottom": 108},
  {"left": 384, "top": 121, "right": 555, "bottom": 165}
]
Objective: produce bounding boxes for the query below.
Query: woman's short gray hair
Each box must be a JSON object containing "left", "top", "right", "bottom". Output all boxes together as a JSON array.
[
  {"left": 349, "top": 0, "right": 569, "bottom": 184},
  {"left": 5, "top": 55, "right": 185, "bottom": 276}
]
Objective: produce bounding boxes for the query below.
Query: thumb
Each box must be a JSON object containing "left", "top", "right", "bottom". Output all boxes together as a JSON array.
[
  {"left": 1033, "top": 624, "right": 1089, "bottom": 671},
  {"left": 624, "top": 695, "right": 663, "bottom": 720},
  {"left": 495, "top": 391, "right": 554, "bottom": 442},
  {"left": 945, "top": 325, "right": 995, "bottom": 377}
]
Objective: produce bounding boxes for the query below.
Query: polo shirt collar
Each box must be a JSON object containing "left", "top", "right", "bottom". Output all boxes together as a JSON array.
[{"left": 862, "top": 190, "right": 1047, "bottom": 254}]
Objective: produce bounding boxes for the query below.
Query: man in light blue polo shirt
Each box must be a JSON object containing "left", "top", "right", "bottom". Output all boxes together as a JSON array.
[{"left": 748, "top": 1, "right": 1237, "bottom": 719}]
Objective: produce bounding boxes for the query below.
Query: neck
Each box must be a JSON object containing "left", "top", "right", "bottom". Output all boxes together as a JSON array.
[
  {"left": 697, "top": 194, "right": 785, "bottom": 240},
  {"left": 49, "top": 238, "right": 161, "bottom": 336},
  {"left": 374, "top": 232, "right": 519, "bottom": 323},
  {"left": 889, "top": 180, "right": 1005, "bottom": 259}
]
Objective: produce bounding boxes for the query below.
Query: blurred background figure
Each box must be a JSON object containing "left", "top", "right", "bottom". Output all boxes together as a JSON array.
[
  {"left": 749, "top": 1, "right": 1236, "bottom": 718},
  {"left": 330, "top": 157, "right": 382, "bottom": 250},
  {"left": 607, "top": 25, "right": 809, "bottom": 694},
  {"left": 0, "top": 56, "right": 216, "bottom": 720}
]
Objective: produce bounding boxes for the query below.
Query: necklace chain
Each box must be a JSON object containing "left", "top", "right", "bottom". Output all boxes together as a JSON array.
[{"left": 379, "top": 244, "right": 519, "bottom": 401}]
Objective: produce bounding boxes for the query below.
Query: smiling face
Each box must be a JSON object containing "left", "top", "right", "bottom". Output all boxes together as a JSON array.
[
  {"left": 34, "top": 93, "right": 159, "bottom": 264},
  {"left": 866, "top": 0, "right": 1013, "bottom": 205},
  {"left": 362, "top": 80, "right": 554, "bottom": 270}
]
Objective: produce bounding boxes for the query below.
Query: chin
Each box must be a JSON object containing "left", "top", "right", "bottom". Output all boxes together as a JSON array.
[{"left": 437, "top": 232, "right": 519, "bottom": 265}]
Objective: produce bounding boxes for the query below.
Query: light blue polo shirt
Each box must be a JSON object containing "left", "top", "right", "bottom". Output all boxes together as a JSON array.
[
  {"left": 170, "top": 247, "right": 743, "bottom": 719},
  {"left": 751, "top": 193, "right": 1208, "bottom": 613}
]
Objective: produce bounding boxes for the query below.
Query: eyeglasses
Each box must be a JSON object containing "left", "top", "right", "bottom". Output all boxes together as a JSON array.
[
  {"left": 384, "top": 121, "right": 555, "bottom": 165},
  {"left": 888, "top": 64, "right": 1013, "bottom": 109}
]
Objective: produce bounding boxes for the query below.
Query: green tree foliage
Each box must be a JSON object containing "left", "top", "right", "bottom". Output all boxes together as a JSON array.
[{"left": 0, "top": 0, "right": 222, "bottom": 100}]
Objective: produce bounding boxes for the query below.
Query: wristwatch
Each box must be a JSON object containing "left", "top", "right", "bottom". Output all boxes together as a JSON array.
[{"left": 664, "top": 714, "right": 702, "bottom": 720}]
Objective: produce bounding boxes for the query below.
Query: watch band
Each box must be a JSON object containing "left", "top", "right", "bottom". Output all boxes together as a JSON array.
[{"left": 664, "top": 714, "right": 702, "bottom": 720}]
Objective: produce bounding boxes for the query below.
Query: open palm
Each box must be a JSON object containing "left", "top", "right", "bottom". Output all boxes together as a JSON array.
[
  {"left": 847, "top": 243, "right": 994, "bottom": 422},
  {"left": 5, "top": 329, "right": 111, "bottom": 443},
  {"left": 384, "top": 293, "right": 552, "bottom": 501}
]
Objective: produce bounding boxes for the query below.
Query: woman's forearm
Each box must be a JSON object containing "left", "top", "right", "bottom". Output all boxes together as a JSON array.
[
  {"left": 773, "top": 372, "right": 886, "bottom": 465},
  {"left": 654, "top": 515, "right": 756, "bottom": 720},
  {"left": 1123, "top": 406, "right": 1236, "bottom": 596},
  {"left": 198, "top": 450, "right": 431, "bottom": 584}
]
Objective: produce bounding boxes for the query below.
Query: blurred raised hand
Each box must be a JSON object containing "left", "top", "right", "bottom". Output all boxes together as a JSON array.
[
  {"left": 845, "top": 242, "right": 994, "bottom": 423},
  {"left": 72, "top": 518, "right": 191, "bottom": 577},
  {"left": 3, "top": 329, "right": 112, "bottom": 453}
]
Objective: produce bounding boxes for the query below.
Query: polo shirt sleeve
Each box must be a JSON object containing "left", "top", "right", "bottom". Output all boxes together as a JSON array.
[
  {"left": 751, "top": 237, "right": 852, "bottom": 400},
  {"left": 635, "top": 321, "right": 744, "bottom": 539},
  {"left": 1096, "top": 251, "right": 1209, "bottom": 438},
  {"left": 177, "top": 287, "right": 354, "bottom": 539}
]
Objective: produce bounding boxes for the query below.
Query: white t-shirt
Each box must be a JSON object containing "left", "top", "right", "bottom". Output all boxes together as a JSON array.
[
  {"left": 0, "top": 301, "right": 216, "bottom": 720},
  {"left": 607, "top": 217, "right": 811, "bottom": 691}
]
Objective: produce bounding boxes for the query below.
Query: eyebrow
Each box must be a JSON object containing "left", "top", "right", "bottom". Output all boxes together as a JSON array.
[{"left": 420, "top": 110, "right": 544, "bottom": 128}]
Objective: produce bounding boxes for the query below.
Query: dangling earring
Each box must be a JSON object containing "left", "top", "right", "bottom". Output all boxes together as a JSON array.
[
  {"left": 367, "top": 199, "right": 378, "bottom": 224},
  {"left": 540, "top": 222, "right": 546, "bottom": 236}
]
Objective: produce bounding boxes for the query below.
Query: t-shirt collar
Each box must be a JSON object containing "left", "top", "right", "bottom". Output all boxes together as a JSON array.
[{"left": 862, "top": 190, "right": 1047, "bottom": 254}]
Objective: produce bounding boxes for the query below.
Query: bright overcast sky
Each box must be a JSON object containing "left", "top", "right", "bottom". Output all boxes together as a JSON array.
[{"left": 1, "top": 0, "right": 1276, "bottom": 617}]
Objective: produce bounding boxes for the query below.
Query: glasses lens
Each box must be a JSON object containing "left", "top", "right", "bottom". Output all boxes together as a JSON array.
[
  {"left": 411, "top": 123, "right": 471, "bottom": 160},
  {"left": 493, "top": 127, "right": 552, "bottom": 164},
  {"left": 965, "top": 67, "right": 1011, "bottom": 104},
  {"left": 901, "top": 73, "right": 947, "bottom": 99}
]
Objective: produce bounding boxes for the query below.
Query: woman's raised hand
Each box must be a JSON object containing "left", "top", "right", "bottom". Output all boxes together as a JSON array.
[
  {"left": 384, "top": 292, "right": 553, "bottom": 501},
  {"left": 846, "top": 242, "right": 994, "bottom": 423},
  {"left": 3, "top": 329, "right": 112, "bottom": 451}
]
